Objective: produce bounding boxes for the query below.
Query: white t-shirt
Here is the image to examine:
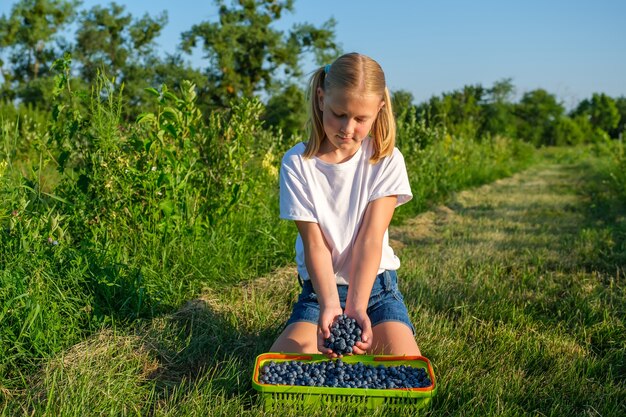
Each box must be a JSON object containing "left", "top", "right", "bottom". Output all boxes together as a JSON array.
[{"left": 279, "top": 136, "right": 412, "bottom": 285}]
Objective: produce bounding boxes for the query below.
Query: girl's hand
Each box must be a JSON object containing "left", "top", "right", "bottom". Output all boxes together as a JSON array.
[
  {"left": 318, "top": 305, "right": 345, "bottom": 358},
  {"left": 344, "top": 307, "right": 372, "bottom": 354}
]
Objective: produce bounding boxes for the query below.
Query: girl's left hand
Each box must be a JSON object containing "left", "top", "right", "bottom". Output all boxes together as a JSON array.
[{"left": 343, "top": 307, "right": 372, "bottom": 354}]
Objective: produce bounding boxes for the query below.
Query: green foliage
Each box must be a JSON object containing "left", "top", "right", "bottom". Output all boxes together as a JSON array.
[
  {"left": 423, "top": 84, "right": 486, "bottom": 140},
  {"left": 572, "top": 93, "right": 621, "bottom": 138},
  {"left": 595, "top": 138, "right": 626, "bottom": 201},
  {"left": 150, "top": 53, "right": 208, "bottom": 113},
  {"left": 262, "top": 83, "right": 307, "bottom": 137},
  {"left": 0, "top": 0, "right": 344, "bottom": 120},
  {"left": 0, "top": 101, "right": 51, "bottom": 160},
  {"left": 137, "top": 81, "right": 263, "bottom": 228},
  {"left": 568, "top": 114, "right": 604, "bottom": 143},
  {"left": 481, "top": 78, "right": 517, "bottom": 138},
  {"left": 0, "top": 0, "right": 79, "bottom": 106},
  {"left": 396, "top": 105, "right": 445, "bottom": 152},
  {"left": 515, "top": 88, "right": 565, "bottom": 146},
  {"left": 412, "top": 79, "right": 518, "bottom": 143},
  {"left": 0, "top": 72, "right": 295, "bottom": 387},
  {"left": 391, "top": 89, "right": 415, "bottom": 122},
  {"left": 612, "top": 96, "right": 626, "bottom": 138},
  {"left": 180, "top": 0, "right": 340, "bottom": 107},
  {"left": 51, "top": 73, "right": 265, "bottom": 247},
  {"left": 589, "top": 93, "right": 620, "bottom": 134},
  {"left": 410, "top": 79, "right": 624, "bottom": 148},
  {"left": 552, "top": 116, "right": 585, "bottom": 146},
  {"left": 393, "top": 89, "right": 446, "bottom": 152},
  {"left": 74, "top": 2, "right": 168, "bottom": 115},
  {"left": 613, "top": 141, "right": 626, "bottom": 198}
]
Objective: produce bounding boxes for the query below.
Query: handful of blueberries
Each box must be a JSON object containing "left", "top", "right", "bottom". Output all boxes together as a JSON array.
[
  {"left": 324, "top": 314, "right": 362, "bottom": 355},
  {"left": 258, "top": 359, "right": 431, "bottom": 389}
]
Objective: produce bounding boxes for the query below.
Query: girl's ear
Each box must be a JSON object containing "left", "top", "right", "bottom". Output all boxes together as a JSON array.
[
  {"left": 379, "top": 100, "right": 385, "bottom": 112},
  {"left": 317, "top": 87, "right": 325, "bottom": 112}
]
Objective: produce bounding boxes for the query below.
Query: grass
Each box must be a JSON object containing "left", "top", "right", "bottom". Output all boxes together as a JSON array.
[
  {"left": 397, "top": 153, "right": 625, "bottom": 416},
  {"left": 2, "top": 147, "right": 624, "bottom": 416}
]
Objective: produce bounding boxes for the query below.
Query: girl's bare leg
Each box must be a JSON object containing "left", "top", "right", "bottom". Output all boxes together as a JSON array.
[
  {"left": 270, "top": 322, "right": 320, "bottom": 354},
  {"left": 370, "top": 321, "right": 421, "bottom": 356}
]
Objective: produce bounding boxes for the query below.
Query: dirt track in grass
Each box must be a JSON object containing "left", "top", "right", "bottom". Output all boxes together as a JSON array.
[{"left": 391, "top": 163, "right": 593, "bottom": 277}]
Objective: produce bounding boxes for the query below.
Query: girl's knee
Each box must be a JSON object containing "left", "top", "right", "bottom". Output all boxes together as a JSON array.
[
  {"left": 371, "top": 321, "right": 421, "bottom": 356},
  {"left": 270, "top": 322, "right": 319, "bottom": 354},
  {"left": 271, "top": 338, "right": 317, "bottom": 354}
]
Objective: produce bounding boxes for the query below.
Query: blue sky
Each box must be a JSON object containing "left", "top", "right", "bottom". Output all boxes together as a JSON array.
[{"left": 1, "top": 0, "right": 625, "bottom": 108}]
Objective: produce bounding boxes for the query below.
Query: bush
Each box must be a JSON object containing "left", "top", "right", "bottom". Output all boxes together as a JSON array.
[{"left": 553, "top": 116, "right": 585, "bottom": 146}]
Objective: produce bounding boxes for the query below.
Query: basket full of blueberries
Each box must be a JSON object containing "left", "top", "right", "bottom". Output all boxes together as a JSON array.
[{"left": 252, "top": 352, "right": 437, "bottom": 410}]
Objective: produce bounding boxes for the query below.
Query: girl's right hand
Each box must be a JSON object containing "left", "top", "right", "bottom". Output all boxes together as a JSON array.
[{"left": 317, "top": 305, "right": 345, "bottom": 358}]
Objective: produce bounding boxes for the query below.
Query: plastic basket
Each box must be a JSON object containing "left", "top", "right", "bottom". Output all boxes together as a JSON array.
[{"left": 251, "top": 353, "right": 437, "bottom": 411}]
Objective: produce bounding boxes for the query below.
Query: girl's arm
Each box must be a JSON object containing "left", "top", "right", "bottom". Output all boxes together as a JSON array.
[
  {"left": 295, "top": 220, "right": 344, "bottom": 357},
  {"left": 345, "top": 195, "right": 398, "bottom": 354}
]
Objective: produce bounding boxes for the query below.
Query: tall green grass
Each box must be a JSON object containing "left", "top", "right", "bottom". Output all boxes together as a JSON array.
[{"left": 602, "top": 139, "right": 626, "bottom": 200}]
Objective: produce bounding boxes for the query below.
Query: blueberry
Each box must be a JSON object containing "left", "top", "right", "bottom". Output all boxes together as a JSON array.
[
  {"left": 323, "top": 315, "right": 363, "bottom": 355},
  {"left": 259, "top": 359, "right": 431, "bottom": 389}
]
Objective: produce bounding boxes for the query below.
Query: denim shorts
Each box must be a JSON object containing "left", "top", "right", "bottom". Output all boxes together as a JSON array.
[{"left": 285, "top": 270, "right": 415, "bottom": 334}]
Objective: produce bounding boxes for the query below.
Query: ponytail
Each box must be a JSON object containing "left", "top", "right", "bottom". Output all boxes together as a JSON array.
[
  {"left": 369, "top": 86, "right": 396, "bottom": 163},
  {"left": 303, "top": 67, "right": 326, "bottom": 159}
]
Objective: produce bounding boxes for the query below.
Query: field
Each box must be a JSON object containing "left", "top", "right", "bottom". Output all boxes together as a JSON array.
[{"left": 1, "top": 83, "right": 625, "bottom": 416}]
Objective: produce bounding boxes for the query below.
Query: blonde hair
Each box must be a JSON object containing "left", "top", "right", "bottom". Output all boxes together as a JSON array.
[{"left": 304, "top": 52, "right": 396, "bottom": 164}]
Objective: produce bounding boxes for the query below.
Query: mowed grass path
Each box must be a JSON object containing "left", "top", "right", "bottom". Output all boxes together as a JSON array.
[
  {"left": 394, "top": 159, "right": 625, "bottom": 416},
  {"left": 12, "top": 156, "right": 625, "bottom": 416}
]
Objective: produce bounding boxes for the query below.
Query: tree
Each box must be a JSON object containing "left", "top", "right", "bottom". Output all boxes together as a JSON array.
[
  {"left": 425, "top": 84, "right": 485, "bottom": 139},
  {"left": 553, "top": 116, "right": 584, "bottom": 146},
  {"left": 515, "top": 89, "right": 564, "bottom": 146},
  {"left": 613, "top": 96, "right": 626, "bottom": 138},
  {"left": 391, "top": 89, "right": 415, "bottom": 121},
  {"left": 262, "top": 83, "right": 307, "bottom": 137},
  {"left": 0, "top": 0, "right": 79, "bottom": 105},
  {"left": 572, "top": 93, "right": 620, "bottom": 137},
  {"left": 180, "top": 0, "right": 340, "bottom": 108},
  {"left": 150, "top": 53, "right": 209, "bottom": 113},
  {"left": 488, "top": 77, "right": 516, "bottom": 104},
  {"left": 391, "top": 89, "right": 418, "bottom": 147},
  {"left": 74, "top": 2, "right": 167, "bottom": 111},
  {"left": 481, "top": 78, "right": 517, "bottom": 138}
]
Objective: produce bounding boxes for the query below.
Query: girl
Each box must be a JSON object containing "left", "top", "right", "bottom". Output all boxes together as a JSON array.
[{"left": 270, "top": 52, "right": 421, "bottom": 357}]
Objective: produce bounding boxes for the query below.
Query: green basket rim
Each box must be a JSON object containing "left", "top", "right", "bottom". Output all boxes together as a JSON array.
[{"left": 251, "top": 352, "right": 437, "bottom": 399}]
